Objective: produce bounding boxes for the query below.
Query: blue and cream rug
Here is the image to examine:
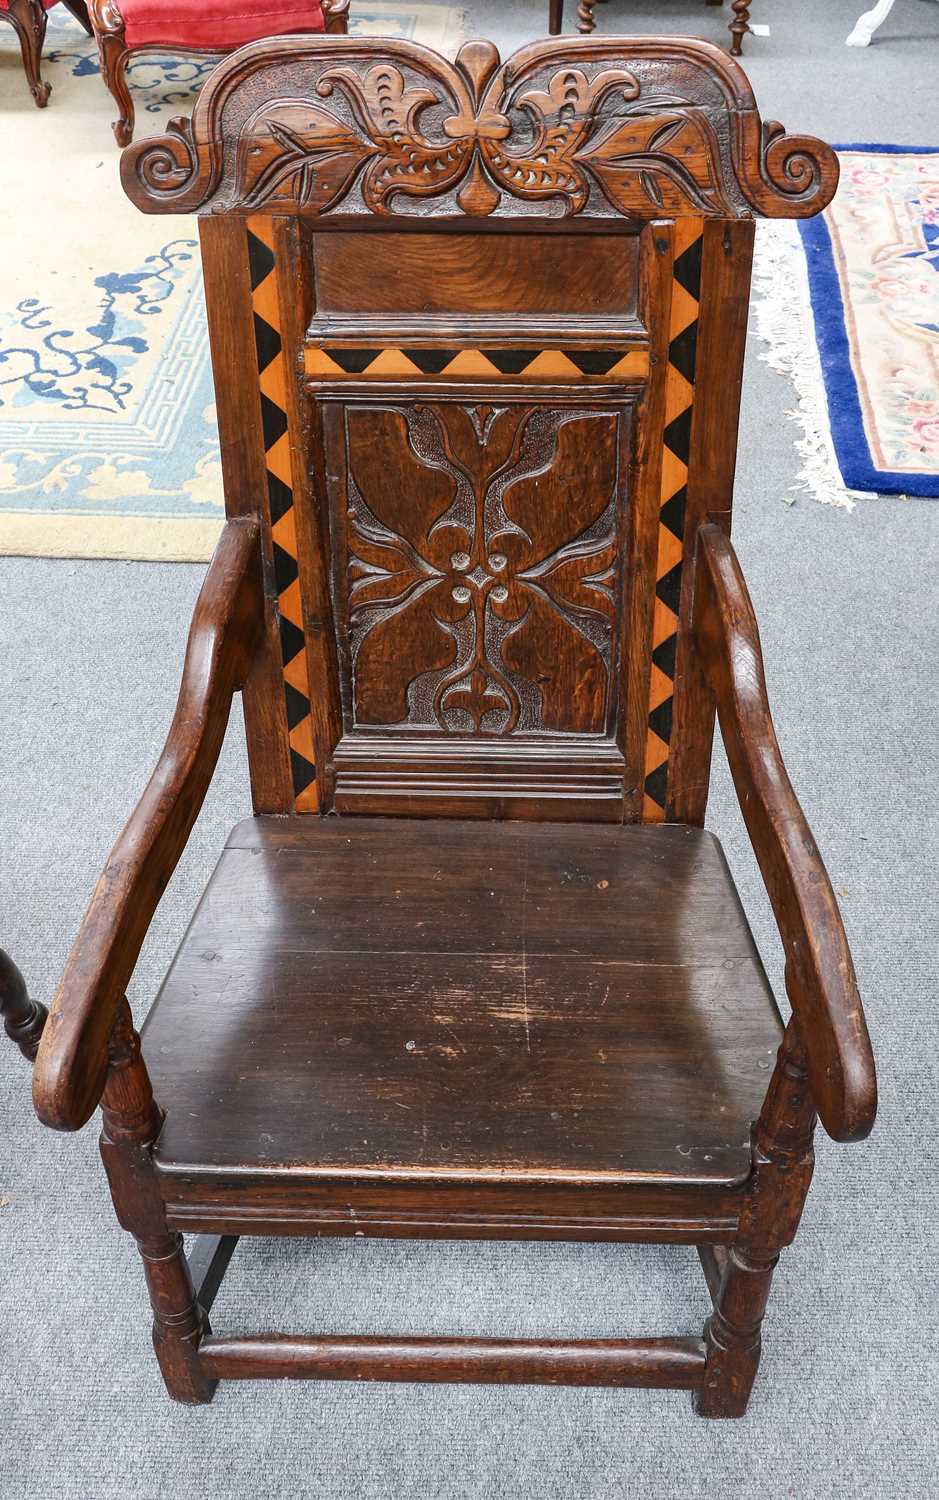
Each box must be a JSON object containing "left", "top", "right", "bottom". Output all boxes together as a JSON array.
[
  {"left": 0, "top": 4, "right": 465, "bottom": 561},
  {"left": 753, "top": 146, "right": 939, "bottom": 508}
]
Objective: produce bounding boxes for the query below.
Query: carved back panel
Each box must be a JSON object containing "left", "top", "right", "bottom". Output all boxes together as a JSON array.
[{"left": 123, "top": 36, "right": 837, "bottom": 823}]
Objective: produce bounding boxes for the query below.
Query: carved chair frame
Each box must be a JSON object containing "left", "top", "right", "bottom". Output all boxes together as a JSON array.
[{"left": 6, "top": 35, "right": 876, "bottom": 1419}]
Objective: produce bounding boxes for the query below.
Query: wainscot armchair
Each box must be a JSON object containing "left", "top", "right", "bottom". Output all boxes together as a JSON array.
[
  {"left": 7, "top": 34, "right": 876, "bottom": 1418},
  {"left": 86, "top": 0, "right": 349, "bottom": 145}
]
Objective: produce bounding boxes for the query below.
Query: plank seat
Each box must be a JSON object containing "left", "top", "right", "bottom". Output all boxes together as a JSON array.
[{"left": 143, "top": 817, "right": 783, "bottom": 1229}]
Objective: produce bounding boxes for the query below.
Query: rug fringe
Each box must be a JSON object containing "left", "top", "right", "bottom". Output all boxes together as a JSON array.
[{"left": 751, "top": 221, "right": 874, "bottom": 513}]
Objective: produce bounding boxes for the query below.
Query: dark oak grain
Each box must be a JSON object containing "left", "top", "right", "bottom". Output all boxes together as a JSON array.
[
  {"left": 199, "top": 1334, "right": 707, "bottom": 1388},
  {"left": 142, "top": 817, "right": 783, "bottom": 1192}
]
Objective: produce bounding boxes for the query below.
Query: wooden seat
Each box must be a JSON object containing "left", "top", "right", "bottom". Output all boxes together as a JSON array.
[
  {"left": 145, "top": 818, "right": 782, "bottom": 1214},
  {"left": 8, "top": 34, "right": 878, "bottom": 1419}
]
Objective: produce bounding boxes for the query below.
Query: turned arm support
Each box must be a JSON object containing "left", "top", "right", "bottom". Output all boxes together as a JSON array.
[
  {"left": 692, "top": 524, "right": 876, "bottom": 1144},
  {"left": 33, "top": 519, "right": 263, "bottom": 1134}
]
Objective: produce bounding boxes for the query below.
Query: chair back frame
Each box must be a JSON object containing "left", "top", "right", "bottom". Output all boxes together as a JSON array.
[{"left": 123, "top": 35, "right": 837, "bottom": 826}]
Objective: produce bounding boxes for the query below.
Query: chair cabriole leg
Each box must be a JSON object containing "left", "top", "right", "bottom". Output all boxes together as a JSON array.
[
  {"left": 6, "top": 0, "right": 51, "bottom": 107},
  {"left": 99, "top": 1000, "right": 216, "bottom": 1404},
  {"left": 0, "top": 949, "right": 48, "bottom": 1062},
  {"left": 696, "top": 1020, "right": 816, "bottom": 1418},
  {"left": 91, "top": 2, "right": 134, "bottom": 145}
]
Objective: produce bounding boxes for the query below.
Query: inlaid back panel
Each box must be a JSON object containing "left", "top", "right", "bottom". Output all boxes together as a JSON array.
[{"left": 123, "top": 35, "right": 837, "bottom": 822}]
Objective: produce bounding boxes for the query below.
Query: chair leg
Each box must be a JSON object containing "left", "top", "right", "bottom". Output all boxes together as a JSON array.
[
  {"left": 99, "top": 1001, "right": 216, "bottom": 1404},
  {"left": 729, "top": 0, "right": 751, "bottom": 56},
  {"left": 0, "top": 949, "right": 48, "bottom": 1062},
  {"left": 696, "top": 1021, "right": 816, "bottom": 1418},
  {"left": 90, "top": 2, "right": 134, "bottom": 146},
  {"left": 6, "top": 0, "right": 51, "bottom": 108},
  {"left": 576, "top": 0, "right": 597, "bottom": 35},
  {"left": 322, "top": 0, "right": 351, "bottom": 34},
  {"left": 548, "top": 0, "right": 564, "bottom": 34},
  {"left": 60, "top": 1, "right": 95, "bottom": 36}
]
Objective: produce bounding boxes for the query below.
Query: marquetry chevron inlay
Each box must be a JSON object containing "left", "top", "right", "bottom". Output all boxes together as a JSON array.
[
  {"left": 338, "top": 402, "right": 625, "bottom": 736},
  {"left": 122, "top": 38, "right": 840, "bottom": 222},
  {"left": 306, "top": 346, "right": 649, "bottom": 382}
]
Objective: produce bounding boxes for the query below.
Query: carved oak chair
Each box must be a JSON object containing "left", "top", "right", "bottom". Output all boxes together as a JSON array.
[
  {"left": 549, "top": 1, "right": 755, "bottom": 59},
  {"left": 6, "top": 35, "right": 877, "bottom": 1417},
  {"left": 86, "top": 0, "right": 349, "bottom": 145}
]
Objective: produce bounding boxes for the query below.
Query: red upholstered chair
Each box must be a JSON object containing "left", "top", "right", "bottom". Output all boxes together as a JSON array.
[{"left": 87, "top": 0, "right": 349, "bottom": 145}]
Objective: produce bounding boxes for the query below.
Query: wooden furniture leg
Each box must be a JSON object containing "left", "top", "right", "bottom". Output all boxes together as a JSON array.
[
  {"left": 322, "top": 0, "right": 350, "bottom": 33},
  {"left": 846, "top": 0, "right": 898, "bottom": 45},
  {"left": 0, "top": 949, "right": 48, "bottom": 1063},
  {"left": 729, "top": 0, "right": 751, "bottom": 56},
  {"left": 99, "top": 1000, "right": 216, "bottom": 1404},
  {"left": 60, "top": 0, "right": 94, "bottom": 34},
  {"left": 697, "top": 1020, "right": 816, "bottom": 1417},
  {"left": 576, "top": 0, "right": 597, "bottom": 36},
  {"left": 4, "top": 0, "right": 51, "bottom": 107},
  {"left": 548, "top": 0, "right": 563, "bottom": 35},
  {"left": 90, "top": 0, "right": 133, "bottom": 146}
]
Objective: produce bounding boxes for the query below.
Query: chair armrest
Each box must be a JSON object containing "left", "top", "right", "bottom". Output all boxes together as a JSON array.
[
  {"left": 33, "top": 518, "right": 263, "bottom": 1134},
  {"left": 692, "top": 524, "right": 876, "bottom": 1143}
]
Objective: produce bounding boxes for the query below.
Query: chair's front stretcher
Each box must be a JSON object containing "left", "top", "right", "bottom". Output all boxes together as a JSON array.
[{"left": 5, "top": 34, "right": 876, "bottom": 1419}]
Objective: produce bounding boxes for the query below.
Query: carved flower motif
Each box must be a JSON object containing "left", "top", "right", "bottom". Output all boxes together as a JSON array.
[{"left": 344, "top": 404, "right": 618, "bottom": 735}]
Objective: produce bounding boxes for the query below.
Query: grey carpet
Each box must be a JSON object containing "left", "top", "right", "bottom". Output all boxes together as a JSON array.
[{"left": 2, "top": 1, "right": 938, "bottom": 1495}]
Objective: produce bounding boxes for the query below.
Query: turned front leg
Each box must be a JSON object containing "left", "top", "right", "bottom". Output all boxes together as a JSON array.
[
  {"left": 576, "top": 0, "right": 597, "bottom": 35},
  {"left": 697, "top": 1021, "right": 816, "bottom": 1417},
  {"left": 730, "top": 0, "right": 751, "bottom": 56},
  {"left": 99, "top": 1001, "right": 215, "bottom": 1404},
  {"left": 0, "top": 949, "right": 48, "bottom": 1062}
]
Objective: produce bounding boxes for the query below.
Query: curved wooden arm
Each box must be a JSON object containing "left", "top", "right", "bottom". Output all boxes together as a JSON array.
[
  {"left": 33, "top": 519, "right": 263, "bottom": 1134},
  {"left": 692, "top": 524, "right": 876, "bottom": 1143}
]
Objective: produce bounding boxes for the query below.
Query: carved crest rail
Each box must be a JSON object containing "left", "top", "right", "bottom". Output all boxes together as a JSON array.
[{"left": 121, "top": 37, "right": 838, "bottom": 223}]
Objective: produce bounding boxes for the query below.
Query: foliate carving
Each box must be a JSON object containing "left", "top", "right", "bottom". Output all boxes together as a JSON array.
[
  {"left": 338, "top": 403, "right": 624, "bottom": 736},
  {"left": 121, "top": 37, "right": 839, "bottom": 221}
]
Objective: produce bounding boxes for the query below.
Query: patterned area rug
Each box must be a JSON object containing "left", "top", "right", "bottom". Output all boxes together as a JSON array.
[
  {"left": 0, "top": 4, "right": 466, "bottom": 561},
  {"left": 754, "top": 147, "right": 939, "bottom": 507}
]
